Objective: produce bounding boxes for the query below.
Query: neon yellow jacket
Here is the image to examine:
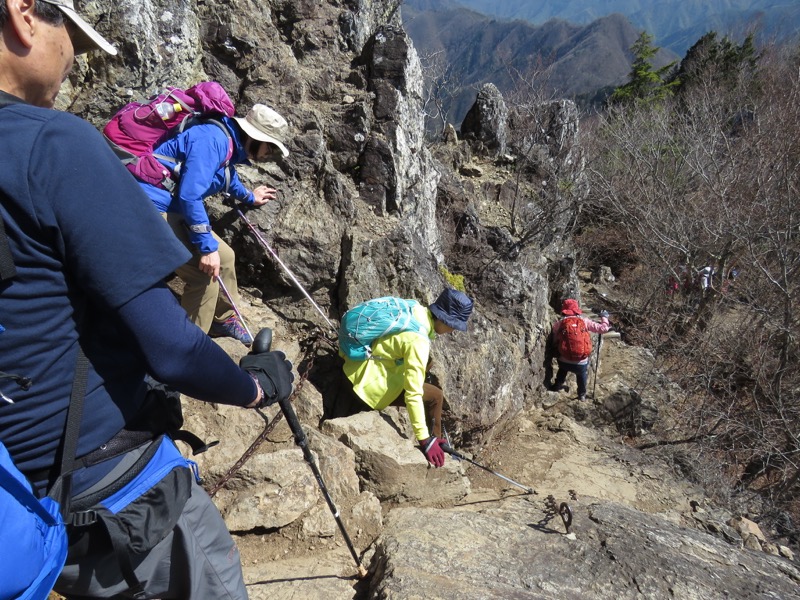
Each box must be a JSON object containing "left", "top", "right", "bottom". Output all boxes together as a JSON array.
[{"left": 341, "top": 303, "right": 436, "bottom": 441}]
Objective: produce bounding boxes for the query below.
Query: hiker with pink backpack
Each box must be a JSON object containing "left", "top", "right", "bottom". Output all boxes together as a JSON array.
[
  {"left": 105, "top": 87, "right": 291, "bottom": 345},
  {"left": 549, "top": 298, "right": 611, "bottom": 401}
]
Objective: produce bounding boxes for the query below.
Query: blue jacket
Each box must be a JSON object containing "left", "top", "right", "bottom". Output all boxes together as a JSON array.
[{"left": 139, "top": 116, "right": 254, "bottom": 254}]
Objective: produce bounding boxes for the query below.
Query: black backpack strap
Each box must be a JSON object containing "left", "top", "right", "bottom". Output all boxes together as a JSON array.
[
  {"left": 0, "top": 91, "right": 24, "bottom": 281},
  {"left": 46, "top": 345, "right": 89, "bottom": 519},
  {"left": 0, "top": 213, "right": 17, "bottom": 282},
  {"left": 0, "top": 90, "right": 22, "bottom": 281}
]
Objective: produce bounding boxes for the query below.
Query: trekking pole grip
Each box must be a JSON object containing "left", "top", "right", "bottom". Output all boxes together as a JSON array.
[
  {"left": 251, "top": 328, "right": 303, "bottom": 442},
  {"left": 252, "top": 328, "right": 273, "bottom": 354}
]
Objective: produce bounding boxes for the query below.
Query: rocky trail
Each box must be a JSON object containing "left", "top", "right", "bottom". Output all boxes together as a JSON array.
[
  {"left": 213, "top": 278, "right": 799, "bottom": 599},
  {"left": 45, "top": 1, "right": 799, "bottom": 596},
  {"left": 49, "top": 277, "right": 799, "bottom": 600}
]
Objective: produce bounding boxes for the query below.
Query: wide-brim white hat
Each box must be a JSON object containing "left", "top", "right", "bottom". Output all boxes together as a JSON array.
[
  {"left": 42, "top": 0, "right": 117, "bottom": 55},
  {"left": 234, "top": 104, "right": 290, "bottom": 157}
]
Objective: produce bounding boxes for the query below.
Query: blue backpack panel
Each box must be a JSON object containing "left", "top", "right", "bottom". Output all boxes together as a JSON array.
[{"left": 0, "top": 442, "right": 68, "bottom": 600}]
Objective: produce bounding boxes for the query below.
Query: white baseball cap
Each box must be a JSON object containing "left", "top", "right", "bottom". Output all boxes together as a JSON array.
[
  {"left": 234, "top": 104, "right": 290, "bottom": 157},
  {"left": 41, "top": 0, "right": 117, "bottom": 55}
]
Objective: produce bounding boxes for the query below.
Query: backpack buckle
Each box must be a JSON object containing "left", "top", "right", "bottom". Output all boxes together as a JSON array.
[{"left": 70, "top": 509, "right": 98, "bottom": 527}]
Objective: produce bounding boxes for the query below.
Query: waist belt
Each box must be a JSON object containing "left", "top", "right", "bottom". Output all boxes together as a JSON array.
[{"left": 26, "top": 428, "right": 156, "bottom": 486}]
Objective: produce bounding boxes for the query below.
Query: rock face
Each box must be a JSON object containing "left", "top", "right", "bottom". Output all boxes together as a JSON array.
[
  {"left": 461, "top": 83, "right": 508, "bottom": 155},
  {"left": 367, "top": 500, "right": 800, "bottom": 599},
  {"left": 67, "top": 0, "right": 586, "bottom": 440},
  {"left": 56, "top": 1, "right": 799, "bottom": 598}
]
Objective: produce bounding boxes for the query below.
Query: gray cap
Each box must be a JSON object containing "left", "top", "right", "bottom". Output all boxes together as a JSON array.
[{"left": 41, "top": 0, "right": 117, "bottom": 55}]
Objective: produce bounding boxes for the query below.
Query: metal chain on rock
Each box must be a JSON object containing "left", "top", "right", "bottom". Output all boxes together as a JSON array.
[{"left": 206, "top": 330, "right": 335, "bottom": 497}]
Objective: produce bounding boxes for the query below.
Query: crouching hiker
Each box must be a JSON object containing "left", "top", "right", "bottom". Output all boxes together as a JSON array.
[
  {"left": 331, "top": 289, "right": 474, "bottom": 468},
  {"left": 549, "top": 298, "right": 611, "bottom": 401},
  {"left": 138, "top": 101, "right": 292, "bottom": 346},
  {"left": 0, "top": 2, "right": 293, "bottom": 597}
]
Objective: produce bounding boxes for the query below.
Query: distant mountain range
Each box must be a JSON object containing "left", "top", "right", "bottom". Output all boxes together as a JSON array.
[
  {"left": 402, "top": 0, "right": 800, "bottom": 129},
  {"left": 444, "top": 0, "right": 800, "bottom": 57},
  {"left": 402, "top": 2, "right": 679, "bottom": 126}
]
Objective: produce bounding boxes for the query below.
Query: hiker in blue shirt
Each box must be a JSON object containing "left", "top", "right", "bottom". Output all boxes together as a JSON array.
[
  {"left": 0, "top": 1, "right": 292, "bottom": 597},
  {"left": 140, "top": 103, "right": 291, "bottom": 345}
]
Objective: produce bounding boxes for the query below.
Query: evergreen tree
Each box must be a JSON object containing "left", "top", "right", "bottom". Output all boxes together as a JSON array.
[
  {"left": 670, "top": 32, "right": 758, "bottom": 93},
  {"left": 610, "top": 31, "right": 678, "bottom": 105}
]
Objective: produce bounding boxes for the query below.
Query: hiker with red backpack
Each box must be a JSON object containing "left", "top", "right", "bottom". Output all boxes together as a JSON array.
[
  {"left": 549, "top": 298, "right": 611, "bottom": 401},
  {"left": 331, "top": 289, "right": 474, "bottom": 468},
  {"left": 134, "top": 100, "right": 291, "bottom": 346}
]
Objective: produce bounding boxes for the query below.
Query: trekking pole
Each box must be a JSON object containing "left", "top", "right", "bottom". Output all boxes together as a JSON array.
[
  {"left": 440, "top": 443, "right": 535, "bottom": 495},
  {"left": 252, "top": 329, "right": 366, "bottom": 577},
  {"left": 592, "top": 333, "right": 603, "bottom": 400},
  {"left": 224, "top": 196, "right": 336, "bottom": 333},
  {"left": 215, "top": 275, "right": 254, "bottom": 343}
]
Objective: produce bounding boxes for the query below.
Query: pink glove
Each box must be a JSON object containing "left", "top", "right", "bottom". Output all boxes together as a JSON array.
[{"left": 420, "top": 436, "right": 446, "bottom": 468}]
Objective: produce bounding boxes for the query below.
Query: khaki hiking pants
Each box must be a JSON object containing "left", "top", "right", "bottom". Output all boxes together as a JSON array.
[
  {"left": 163, "top": 213, "right": 239, "bottom": 334},
  {"left": 333, "top": 375, "right": 445, "bottom": 439}
]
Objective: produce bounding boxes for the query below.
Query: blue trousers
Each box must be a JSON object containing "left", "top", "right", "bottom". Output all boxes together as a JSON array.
[{"left": 553, "top": 360, "right": 589, "bottom": 397}]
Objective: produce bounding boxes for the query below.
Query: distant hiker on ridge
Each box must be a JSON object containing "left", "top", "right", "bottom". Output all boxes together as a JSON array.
[{"left": 549, "top": 298, "right": 611, "bottom": 401}]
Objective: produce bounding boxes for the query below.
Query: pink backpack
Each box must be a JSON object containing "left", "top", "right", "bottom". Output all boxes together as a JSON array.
[{"left": 103, "top": 82, "right": 236, "bottom": 191}]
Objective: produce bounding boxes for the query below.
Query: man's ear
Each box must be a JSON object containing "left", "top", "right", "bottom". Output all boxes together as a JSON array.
[{"left": 6, "top": 0, "right": 38, "bottom": 50}]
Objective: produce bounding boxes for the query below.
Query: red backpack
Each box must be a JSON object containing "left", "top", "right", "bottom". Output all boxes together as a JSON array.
[
  {"left": 103, "top": 82, "right": 235, "bottom": 192},
  {"left": 558, "top": 316, "right": 592, "bottom": 361}
]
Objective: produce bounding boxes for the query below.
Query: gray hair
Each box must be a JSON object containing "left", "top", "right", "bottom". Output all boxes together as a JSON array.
[{"left": 0, "top": 1, "right": 65, "bottom": 29}]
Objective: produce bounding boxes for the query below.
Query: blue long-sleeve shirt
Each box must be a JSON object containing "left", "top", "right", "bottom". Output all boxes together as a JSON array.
[{"left": 140, "top": 116, "right": 254, "bottom": 254}]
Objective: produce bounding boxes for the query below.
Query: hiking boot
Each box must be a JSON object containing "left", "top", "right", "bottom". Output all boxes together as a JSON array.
[
  {"left": 578, "top": 394, "right": 587, "bottom": 402},
  {"left": 209, "top": 315, "right": 253, "bottom": 346}
]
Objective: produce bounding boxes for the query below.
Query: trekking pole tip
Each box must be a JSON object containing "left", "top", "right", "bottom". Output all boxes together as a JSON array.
[{"left": 357, "top": 564, "right": 368, "bottom": 579}]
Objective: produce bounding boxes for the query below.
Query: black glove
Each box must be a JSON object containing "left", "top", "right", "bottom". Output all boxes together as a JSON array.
[
  {"left": 599, "top": 310, "right": 610, "bottom": 318},
  {"left": 239, "top": 350, "right": 294, "bottom": 408}
]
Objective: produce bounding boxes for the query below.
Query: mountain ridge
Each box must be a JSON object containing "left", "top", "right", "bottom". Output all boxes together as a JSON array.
[
  {"left": 403, "top": 5, "right": 678, "bottom": 126},
  {"left": 446, "top": 0, "right": 800, "bottom": 56}
]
